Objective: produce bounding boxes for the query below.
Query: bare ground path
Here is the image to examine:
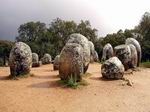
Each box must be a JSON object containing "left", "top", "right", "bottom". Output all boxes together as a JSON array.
[{"left": 0, "top": 63, "right": 150, "bottom": 112}]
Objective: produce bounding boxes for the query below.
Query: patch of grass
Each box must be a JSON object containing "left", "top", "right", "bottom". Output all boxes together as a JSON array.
[
  {"left": 59, "top": 75, "right": 78, "bottom": 89},
  {"left": 58, "top": 74, "right": 89, "bottom": 89},
  {"left": 140, "top": 61, "right": 150, "bottom": 68}
]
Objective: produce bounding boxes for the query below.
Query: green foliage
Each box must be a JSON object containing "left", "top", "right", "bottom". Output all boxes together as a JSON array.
[
  {"left": 0, "top": 40, "right": 14, "bottom": 66},
  {"left": 135, "top": 12, "right": 150, "bottom": 61},
  {"left": 0, "top": 12, "right": 149, "bottom": 65},
  {"left": 140, "top": 61, "right": 150, "bottom": 68},
  {"left": 16, "top": 18, "right": 98, "bottom": 59},
  {"left": 101, "top": 29, "right": 133, "bottom": 47},
  {"left": 59, "top": 75, "right": 78, "bottom": 89},
  {"left": 59, "top": 74, "right": 89, "bottom": 89}
]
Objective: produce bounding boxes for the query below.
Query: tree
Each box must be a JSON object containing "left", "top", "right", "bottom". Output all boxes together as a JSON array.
[
  {"left": 16, "top": 21, "right": 47, "bottom": 42},
  {"left": 0, "top": 40, "right": 14, "bottom": 66},
  {"left": 77, "top": 20, "right": 98, "bottom": 44},
  {"left": 48, "top": 18, "right": 77, "bottom": 53},
  {"left": 136, "top": 12, "right": 150, "bottom": 61},
  {"left": 16, "top": 19, "right": 98, "bottom": 59}
]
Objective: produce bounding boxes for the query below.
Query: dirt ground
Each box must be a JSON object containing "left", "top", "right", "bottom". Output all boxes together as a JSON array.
[{"left": 0, "top": 63, "right": 150, "bottom": 112}]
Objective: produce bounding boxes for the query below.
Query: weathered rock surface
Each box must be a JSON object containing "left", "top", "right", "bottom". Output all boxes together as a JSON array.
[
  {"left": 32, "top": 53, "right": 40, "bottom": 67},
  {"left": 59, "top": 43, "right": 84, "bottom": 81},
  {"left": 53, "top": 55, "right": 60, "bottom": 70},
  {"left": 90, "top": 50, "right": 99, "bottom": 62},
  {"left": 9, "top": 42, "right": 32, "bottom": 76},
  {"left": 88, "top": 41, "right": 95, "bottom": 55},
  {"left": 114, "top": 44, "right": 131, "bottom": 70},
  {"left": 41, "top": 53, "right": 52, "bottom": 64},
  {"left": 67, "top": 33, "right": 90, "bottom": 73},
  {"left": 102, "top": 43, "right": 114, "bottom": 61},
  {"left": 93, "top": 50, "right": 99, "bottom": 62},
  {"left": 128, "top": 44, "right": 138, "bottom": 68},
  {"left": 125, "top": 38, "right": 141, "bottom": 67},
  {"left": 88, "top": 41, "right": 98, "bottom": 62},
  {"left": 101, "top": 57, "right": 125, "bottom": 79}
]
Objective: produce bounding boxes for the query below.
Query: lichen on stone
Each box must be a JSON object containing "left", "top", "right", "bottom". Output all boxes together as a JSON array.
[{"left": 9, "top": 42, "right": 32, "bottom": 77}]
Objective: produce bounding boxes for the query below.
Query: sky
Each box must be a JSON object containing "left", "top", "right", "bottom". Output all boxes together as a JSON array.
[{"left": 0, "top": 0, "right": 149, "bottom": 40}]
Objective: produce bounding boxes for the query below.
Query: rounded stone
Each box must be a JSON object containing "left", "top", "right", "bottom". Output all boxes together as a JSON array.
[
  {"left": 102, "top": 43, "right": 114, "bottom": 61},
  {"left": 101, "top": 57, "right": 125, "bottom": 79},
  {"left": 53, "top": 55, "right": 60, "bottom": 70},
  {"left": 114, "top": 44, "right": 131, "bottom": 70},
  {"left": 32, "top": 53, "right": 40, "bottom": 67},
  {"left": 41, "top": 53, "right": 52, "bottom": 64},
  {"left": 9, "top": 42, "right": 32, "bottom": 76},
  {"left": 125, "top": 38, "right": 141, "bottom": 67},
  {"left": 59, "top": 43, "right": 84, "bottom": 81},
  {"left": 67, "top": 33, "right": 90, "bottom": 73}
]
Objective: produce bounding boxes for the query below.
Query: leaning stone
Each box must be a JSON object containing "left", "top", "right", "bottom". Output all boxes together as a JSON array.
[
  {"left": 125, "top": 38, "right": 141, "bottom": 67},
  {"left": 128, "top": 44, "right": 138, "bottom": 68},
  {"left": 9, "top": 42, "right": 32, "bottom": 77},
  {"left": 114, "top": 44, "right": 131, "bottom": 70},
  {"left": 32, "top": 53, "right": 40, "bottom": 67},
  {"left": 102, "top": 43, "right": 114, "bottom": 61},
  {"left": 41, "top": 53, "right": 52, "bottom": 64},
  {"left": 53, "top": 55, "right": 60, "bottom": 70},
  {"left": 59, "top": 43, "right": 84, "bottom": 81},
  {"left": 67, "top": 33, "right": 90, "bottom": 73},
  {"left": 101, "top": 57, "right": 125, "bottom": 79}
]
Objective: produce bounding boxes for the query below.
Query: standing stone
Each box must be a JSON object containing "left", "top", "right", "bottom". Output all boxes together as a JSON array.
[
  {"left": 41, "top": 53, "right": 52, "bottom": 64},
  {"left": 128, "top": 44, "right": 138, "bottom": 68},
  {"left": 125, "top": 38, "right": 141, "bottom": 67},
  {"left": 67, "top": 33, "right": 90, "bottom": 73},
  {"left": 88, "top": 41, "right": 96, "bottom": 62},
  {"left": 114, "top": 44, "right": 131, "bottom": 70},
  {"left": 53, "top": 55, "right": 60, "bottom": 70},
  {"left": 102, "top": 43, "right": 114, "bottom": 61},
  {"left": 93, "top": 50, "right": 99, "bottom": 62},
  {"left": 32, "top": 53, "right": 40, "bottom": 67},
  {"left": 91, "top": 50, "right": 99, "bottom": 62},
  {"left": 88, "top": 41, "right": 95, "bottom": 55},
  {"left": 101, "top": 57, "right": 125, "bottom": 79},
  {"left": 9, "top": 42, "right": 32, "bottom": 77},
  {"left": 59, "top": 43, "right": 84, "bottom": 81}
]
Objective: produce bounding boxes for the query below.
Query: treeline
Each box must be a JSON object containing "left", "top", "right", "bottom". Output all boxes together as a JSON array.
[
  {"left": 0, "top": 12, "right": 150, "bottom": 66},
  {"left": 16, "top": 18, "right": 98, "bottom": 59},
  {"left": 0, "top": 40, "right": 14, "bottom": 66}
]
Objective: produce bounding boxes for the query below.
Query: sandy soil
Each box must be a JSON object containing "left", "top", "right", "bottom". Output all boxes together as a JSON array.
[{"left": 0, "top": 63, "right": 150, "bottom": 112}]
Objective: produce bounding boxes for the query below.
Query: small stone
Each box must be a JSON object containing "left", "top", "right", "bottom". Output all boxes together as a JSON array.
[
  {"left": 32, "top": 53, "right": 40, "bottom": 67},
  {"left": 126, "top": 80, "right": 133, "bottom": 86},
  {"left": 41, "top": 53, "right": 52, "bottom": 64}
]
